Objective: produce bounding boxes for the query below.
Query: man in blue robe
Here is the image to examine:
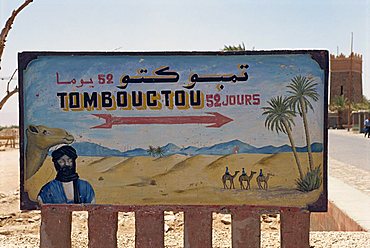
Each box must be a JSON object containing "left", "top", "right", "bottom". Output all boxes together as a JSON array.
[{"left": 38, "top": 145, "right": 95, "bottom": 204}]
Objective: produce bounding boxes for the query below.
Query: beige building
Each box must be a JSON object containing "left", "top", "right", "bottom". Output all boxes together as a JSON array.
[
  {"left": 329, "top": 53, "right": 363, "bottom": 127},
  {"left": 330, "top": 53, "right": 363, "bottom": 104}
]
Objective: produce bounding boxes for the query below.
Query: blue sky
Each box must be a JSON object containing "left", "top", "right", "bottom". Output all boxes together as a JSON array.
[{"left": 0, "top": 0, "right": 369, "bottom": 125}]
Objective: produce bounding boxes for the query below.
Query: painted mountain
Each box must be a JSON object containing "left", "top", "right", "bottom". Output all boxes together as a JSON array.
[
  {"left": 70, "top": 142, "right": 124, "bottom": 156},
  {"left": 70, "top": 140, "right": 323, "bottom": 157}
]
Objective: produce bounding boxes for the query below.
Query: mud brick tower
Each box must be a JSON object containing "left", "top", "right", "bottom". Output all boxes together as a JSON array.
[
  {"left": 330, "top": 53, "right": 363, "bottom": 104},
  {"left": 330, "top": 53, "right": 363, "bottom": 127}
]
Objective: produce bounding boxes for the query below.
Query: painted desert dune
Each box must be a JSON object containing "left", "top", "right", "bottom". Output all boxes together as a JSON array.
[{"left": 25, "top": 152, "right": 323, "bottom": 207}]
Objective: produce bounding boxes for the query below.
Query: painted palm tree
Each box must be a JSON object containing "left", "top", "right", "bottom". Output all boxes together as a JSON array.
[
  {"left": 155, "top": 146, "right": 165, "bottom": 157},
  {"left": 329, "top": 95, "right": 348, "bottom": 129},
  {"left": 286, "top": 75, "right": 319, "bottom": 172},
  {"left": 223, "top": 42, "right": 245, "bottom": 51},
  {"left": 147, "top": 145, "right": 156, "bottom": 157},
  {"left": 262, "top": 96, "right": 304, "bottom": 179}
]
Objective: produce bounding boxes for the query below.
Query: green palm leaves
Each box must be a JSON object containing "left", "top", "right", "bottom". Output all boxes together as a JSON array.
[
  {"left": 330, "top": 95, "right": 348, "bottom": 112},
  {"left": 147, "top": 145, "right": 165, "bottom": 157},
  {"left": 262, "top": 96, "right": 296, "bottom": 134},
  {"left": 287, "top": 75, "right": 319, "bottom": 171},
  {"left": 262, "top": 75, "right": 322, "bottom": 191},
  {"left": 262, "top": 96, "right": 304, "bottom": 179},
  {"left": 329, "top": 95, "right": 349, "bottom": 129},
  {"left": 223, "top": 43, "right": 246, "bottom": 51},
  {"left": 286, "top": 76, "right": 319, "bottom": 115},
  {"left": 296, "top": 165, "right": 322, "bottom": 192}
]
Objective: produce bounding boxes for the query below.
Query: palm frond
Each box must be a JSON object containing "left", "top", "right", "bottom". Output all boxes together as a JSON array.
[
  {"left": 287, "top": 75, "right": 319, "bottom": 114},
  {"left": 223, "top": 43, "right": 246, "bottom": 51},
  {"left": 329, "top": 95, "right": 349, "bottom": 112},
  {"left": 262, "top": 96, "right": 295, "bottom": 134}
]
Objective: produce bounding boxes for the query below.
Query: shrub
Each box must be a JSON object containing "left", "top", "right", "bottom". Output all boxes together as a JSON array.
[{"left": 296, "top": 166, "right": 322, "bottom": 192}]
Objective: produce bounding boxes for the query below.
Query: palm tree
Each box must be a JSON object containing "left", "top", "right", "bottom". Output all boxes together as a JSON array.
[
  {"left": 262, "top": 96, "right": 304, "bottom": 179},
  {"left": 155, "top": 146, "right": 164, "bottom": 157},
  {"left": 147, "top": 145, "right": 156, "bottom": 157},
  {"left": 352, "top": 95, "right": 370, "bottom": 111},
  {"left": 329, "top": 95, "right": 349, "bottom": 129},
  {"left": 286, "top": 75, "right": 319, "bottom": 172},
  {"left": 223, "top": 42, "right": 245, "bottom": 51}
]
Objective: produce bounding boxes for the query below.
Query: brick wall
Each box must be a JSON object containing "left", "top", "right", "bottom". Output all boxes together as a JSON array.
[{"left": 330, "top": 53, "right": 363, "bottom": 104}]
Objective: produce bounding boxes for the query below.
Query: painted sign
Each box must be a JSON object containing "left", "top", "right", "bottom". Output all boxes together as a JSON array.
[{"left": 19, "top": 51, "right": 328, "bottom": 211}]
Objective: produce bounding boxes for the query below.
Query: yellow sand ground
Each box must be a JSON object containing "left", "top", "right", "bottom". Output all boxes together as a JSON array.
[{"left": 25, "top": 152, "right": 323, "bottom": 207}]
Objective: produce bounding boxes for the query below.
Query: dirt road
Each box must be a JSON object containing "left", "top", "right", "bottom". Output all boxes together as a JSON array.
[{"left": 0, "top": 149, "right": 18, "bottom": 194}]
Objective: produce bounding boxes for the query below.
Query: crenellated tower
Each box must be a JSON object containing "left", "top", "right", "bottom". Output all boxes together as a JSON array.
[{"left": 330, "top": 53, "right": 363, "bottom": 104}]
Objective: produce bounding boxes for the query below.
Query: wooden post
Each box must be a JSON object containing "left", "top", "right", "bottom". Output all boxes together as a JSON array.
[
  {"left": 88, "top": 209, "right": 118, "bottom": 248},
  {"left": 280, "top": 208, "right": 310, "bottom": 248},
  {"left": 40, "top": 205, "right": 72, "bottom": 248},
  {"left": 184, "top": 208, "right": 212, "bottom": 248},
  {"left": 135, "top": 208, "right": 164, "bottom": 248},
  {"left": 231, "top": 208, "right": 261, "bottom": 248}
]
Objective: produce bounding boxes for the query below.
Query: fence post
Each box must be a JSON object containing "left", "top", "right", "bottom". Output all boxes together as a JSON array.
[
  {"left": 135, "top": 207, "right": 164, "bottom": 248},
  {"left": 184, "top": 208, "right": 213, "bottom": 248},
  {"left": 40, "top": 205, "right": 72, "bottom": 248},
  {"left": 231, "top": 207, "right": 261, "bottom": 248},
  {"left": 88, "top": 208, "right": 118, "bottom": 248},
  {"left": 280, "top": 208, "right": 310, "bottom": 248}
]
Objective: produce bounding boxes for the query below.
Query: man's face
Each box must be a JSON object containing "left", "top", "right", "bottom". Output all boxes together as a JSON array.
[{"left": 57, "top": 155, "right": 73, "bottom": 168}]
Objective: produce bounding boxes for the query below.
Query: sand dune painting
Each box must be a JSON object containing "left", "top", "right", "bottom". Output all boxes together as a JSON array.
[
  {"left": 19, "top": 51, "right": 328, "bottom": 210},
  {"left": 26, "top": 151, "right": 323, "bottom": 207}
]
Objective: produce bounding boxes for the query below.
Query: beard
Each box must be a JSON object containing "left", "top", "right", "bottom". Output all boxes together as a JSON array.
[{"left": 55, "top": 162, "right": 79, "bottom": 182}]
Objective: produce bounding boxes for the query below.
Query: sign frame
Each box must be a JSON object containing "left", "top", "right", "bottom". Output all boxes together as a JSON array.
[{"left": 19, "top": 50, "right": 328, "bottom": 211}]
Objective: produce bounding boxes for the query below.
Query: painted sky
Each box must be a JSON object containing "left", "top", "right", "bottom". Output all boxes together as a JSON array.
[
  {"left": 22, "top": 53, "right": 325, "bottom": 150},
  {"left": 0, "top": 0, "right": 369, "bottom": 126}
]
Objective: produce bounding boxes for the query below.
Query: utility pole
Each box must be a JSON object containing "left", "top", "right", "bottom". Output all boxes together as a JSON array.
[{"left": 347, "top": 32, "right": 353, "bottom": 131}]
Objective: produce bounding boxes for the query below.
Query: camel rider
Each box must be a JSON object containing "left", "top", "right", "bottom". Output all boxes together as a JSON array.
[
  {"left": 37, "top": 145, "right": 95, "bottom": 204},
  {"left": 242, "top": 168, "right": 247, "bottom": 176},
  {"left": 259, "top": 169, "right": 263, "bottom": 177},
  {"left": 225, "top": 166, "right": 230, "bottom": 175}
]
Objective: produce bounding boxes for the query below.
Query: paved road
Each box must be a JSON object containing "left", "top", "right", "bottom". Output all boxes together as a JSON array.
[{"left": 329, "top": 129, "right": 370, "bottom": 172}]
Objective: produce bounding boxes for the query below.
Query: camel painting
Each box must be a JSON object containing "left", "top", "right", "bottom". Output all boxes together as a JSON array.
[
  {"left": 25, "top": 125, "right": 74, "bottom": 180},
  {"left": 238, "top": 170, "right": 256, "bottom": 190},
  {"left": 222, "top": 170, "right": 240, "bottom": 189},
  {"left": 256, "top": 173, "right": 274, "bottom": 190}
]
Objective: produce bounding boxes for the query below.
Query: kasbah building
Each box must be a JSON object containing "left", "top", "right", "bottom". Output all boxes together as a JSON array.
[{"left": 329, "top": 52, "right": 368, "bottom": 130}]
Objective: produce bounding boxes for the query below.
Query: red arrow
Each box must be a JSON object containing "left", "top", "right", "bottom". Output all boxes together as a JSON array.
[{"left": 91, "top": 112, "right": 233, "bottom": 129}]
